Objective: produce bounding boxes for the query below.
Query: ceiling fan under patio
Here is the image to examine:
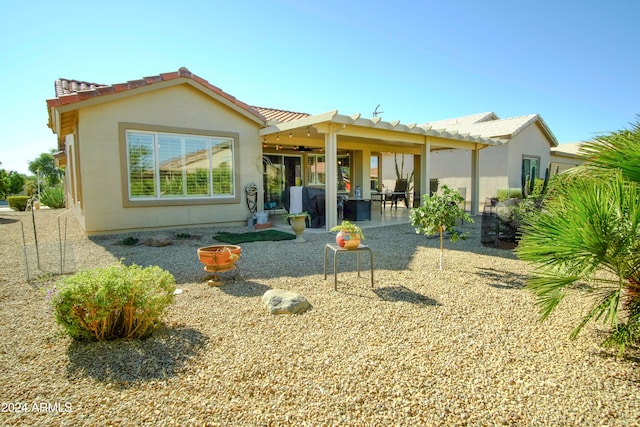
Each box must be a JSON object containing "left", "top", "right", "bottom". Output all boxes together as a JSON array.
[{"left": 296, "top": 146, "right": 316, "bottom": 152}]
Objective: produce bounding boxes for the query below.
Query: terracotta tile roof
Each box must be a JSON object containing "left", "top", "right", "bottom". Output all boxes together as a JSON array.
[
  {"left": 54, "top": 79, "right": 106, "bottom": 97},
  {"left": 47, "top": 67, "right": 266, "bottom": 122},
  {"left": 252, "top": 106, "right": 310, "bottom": 123}
]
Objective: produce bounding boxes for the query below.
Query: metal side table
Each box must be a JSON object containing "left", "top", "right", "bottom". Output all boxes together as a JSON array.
[{"left": 323, "top": 243, "right": 374, "bottom": 290}]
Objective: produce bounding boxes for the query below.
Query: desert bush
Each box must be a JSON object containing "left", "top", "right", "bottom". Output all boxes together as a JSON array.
[
  {"left": 121, "top": 236, "right": 139, "bottom": 246},
  {"left": 51, "top": 264, "right": 176, "bottom": 341},
  {"left": 496, "top": 179, "right": 548, "bottom": 202},
  {"left": 39, "top": 185, "right": 65, "bottom": 208},
  {"left": 7, "top": 196, "right": 30, "bottom": 211},
  {"left": 496, "top": 188, "right": 522, "bottom": 201}
]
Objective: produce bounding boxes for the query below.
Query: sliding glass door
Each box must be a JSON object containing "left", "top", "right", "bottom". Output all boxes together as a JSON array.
[{"left": 263, "top": 154, "right": 302, "bottom": 209}]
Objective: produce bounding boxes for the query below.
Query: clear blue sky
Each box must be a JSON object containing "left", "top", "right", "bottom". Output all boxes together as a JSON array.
[{"left": 1, "top": 0, "right": 638, "bottom": 175}]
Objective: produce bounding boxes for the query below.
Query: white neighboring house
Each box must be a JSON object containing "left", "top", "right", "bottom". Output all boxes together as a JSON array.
[
  {"left": 550, "top": 141, "right": 585, "bottom": 174},
  {"left": 420, "top": 112, "right": 559, "bottom": 203}
]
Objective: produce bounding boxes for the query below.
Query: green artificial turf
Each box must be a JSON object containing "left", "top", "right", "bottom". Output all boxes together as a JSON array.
[{"left": 213, "top": 229, "right": 296, "bottom": 244}]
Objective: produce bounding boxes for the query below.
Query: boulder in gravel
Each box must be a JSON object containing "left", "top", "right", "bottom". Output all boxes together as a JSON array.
[
  {"left": 495, "top": 198, "right": 520, "bottom": 223},
  {"left": 262, "top": 289, "right": 311, "bottom": 315},
  {"left": 143, "top": 237, "right": 173, "bottom": 247}
]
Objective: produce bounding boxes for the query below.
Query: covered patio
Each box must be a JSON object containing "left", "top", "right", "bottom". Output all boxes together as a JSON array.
[
  {"left": 258, "top": 110, "right": 500, "bottom": 231},
  {"left": 270, "top": 196, "right": 413, "bottom": 231}
]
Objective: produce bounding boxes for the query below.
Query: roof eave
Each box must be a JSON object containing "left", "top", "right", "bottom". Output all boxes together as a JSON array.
[
  {"left": 260, "top": 111, "right": 500, "bottom": 147},
  {"left": 46, "top": 69, "right": 267, "bottom": 134},
  {"left": 535, "top": 116, "right": 559, "bottom": 147},
  {"left": 509, "top": 114, "right": 559, "bottom": 147},
  {"left": 259, "top": 110, "right": 339, "bottom": 135}
]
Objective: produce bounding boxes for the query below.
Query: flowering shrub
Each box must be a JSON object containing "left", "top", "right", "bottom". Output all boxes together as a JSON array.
[{"left": 51, "top": 264, "right": 176, "bottom": 341}]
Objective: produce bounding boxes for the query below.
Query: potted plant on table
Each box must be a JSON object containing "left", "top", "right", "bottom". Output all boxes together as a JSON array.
[
  {"left": 330, "top": 220, "right": 365, "bottom": 249},
  {"left": 283, "top": 211, "right": 311, "bottom": 243}
]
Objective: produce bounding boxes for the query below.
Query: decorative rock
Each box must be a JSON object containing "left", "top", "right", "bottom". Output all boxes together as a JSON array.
[
  {"left": 262, "top": 289, "right": 311, "bottom": 315},
  {"left": 143, "top": 237, "right": 172, "bottom": 247},
  {"left": 495, "top": 198, "right": 520, "bottom": 223}
]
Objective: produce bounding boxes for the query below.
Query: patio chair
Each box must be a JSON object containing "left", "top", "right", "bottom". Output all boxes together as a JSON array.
[{"left": 385, "top": 179, "right": 408, "bottom": 209}]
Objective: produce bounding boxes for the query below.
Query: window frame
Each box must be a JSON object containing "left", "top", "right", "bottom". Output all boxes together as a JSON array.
[
  {"left": 119, "top": 123, "right": 240, "bottom": 207},
  {"left": 522, "top": 155, "right": 541, "bottom": 180},
  {"left": 337, "top": 152, "right": 351, "bottom": 192},
  {"left": 306, "top": 153, "right": 326, "bottom": 186}
]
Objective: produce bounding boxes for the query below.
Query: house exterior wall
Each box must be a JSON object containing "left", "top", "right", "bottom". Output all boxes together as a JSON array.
[
  {"left": 74, "top": 84, "right": 261, "bottom": 234},
  {"left": 549, "top": 155, "right": 582, "bottom": 174},
  {"left": 64, "top": 133, "right": 86, "bottom": 230},
  {"left": 505, "top": 124, "right": 552, "bottom": 187},
  {"left": 380, "top": 153, "right": 414, "bottom": 193},
  {"left": 428, "top": 123, "right": 552, "bottom": 202},
  {"left": 428, "top": 145, "right": 508, "bottom": 203},
  {"left": 549, "top": 148, "right": 584, "bottom": 175}
]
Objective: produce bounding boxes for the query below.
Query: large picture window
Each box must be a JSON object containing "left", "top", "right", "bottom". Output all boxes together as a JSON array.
[{"left": 126, "top": 129, "right": 235, "bottom": 200}]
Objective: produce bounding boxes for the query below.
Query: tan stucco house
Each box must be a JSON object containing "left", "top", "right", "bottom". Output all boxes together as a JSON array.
[{"left": 46, "top": 67, "right": 507, "bottom": 235}]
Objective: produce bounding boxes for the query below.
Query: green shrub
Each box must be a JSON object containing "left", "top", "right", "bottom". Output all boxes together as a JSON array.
[
  {"left": 51, "top": 264, "right": 176, "bottom": 341},
  {"left": 122, "top": 236, "right": 139, "bottom": 246},
  {"left": 530, "top": 178, "right": 548, "bottom": 198},
  {"left": 496, "top": 188, "right": 523, "bottom": 200},
  {"left": 39, "top": 185, "right": 65, "bottom": 209},
  {"left": 7, "top": 196, "right": 30, "bottom": 211}
]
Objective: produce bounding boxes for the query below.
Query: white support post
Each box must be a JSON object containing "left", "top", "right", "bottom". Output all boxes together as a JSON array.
[
  {"left": 325, "top": 128, "right": 338, "bottom": 230},
  {"left": 358, "top": 147, "right": 371, "bottom": 199},
  {"left": 471, "top": 148, "right": 480, "bottom": 215},
  {"left": 419, "top": 137, "right": 431, "bottom": 204}
]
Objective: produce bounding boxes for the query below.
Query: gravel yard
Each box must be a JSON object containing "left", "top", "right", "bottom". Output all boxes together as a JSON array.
[{"left": 0, "top": 209, "right": 639, "bottom": 426}]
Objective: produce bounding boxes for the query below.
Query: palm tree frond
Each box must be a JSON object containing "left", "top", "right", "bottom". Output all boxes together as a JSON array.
[
  {"left": 579, "top": 119, "right": 640, "bottom": 183},
  {"left": 517, "top": 119, "right": 640, "bottom": 356},
  {"left": 526, "top": 274, "right": 578, "bottom": 321},
  {"left": 569, "top": 289, "right": 621, "bottom": 340}
]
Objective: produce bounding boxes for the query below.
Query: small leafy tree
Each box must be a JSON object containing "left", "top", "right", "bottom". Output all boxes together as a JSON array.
[
  {"left": 0, "top": 169, "right": 26, "bottom": 198},
  {"left": 7, "top": 171, "right": 26, "bottom": 195},
  {"left": 0, "top": 168, "right": 7, "bottom": 198},
  {"left": 410, "top": 185, "right": 473, "bottom": 270},
  {"left": 24, "top": 176, "right": 37, "bottom": 196},
  {"left": 28, "top": 150, "right": 64, "bottom": 187}
]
